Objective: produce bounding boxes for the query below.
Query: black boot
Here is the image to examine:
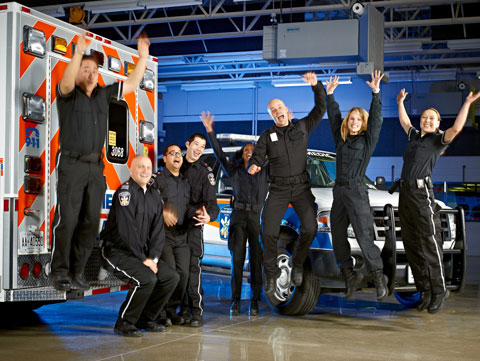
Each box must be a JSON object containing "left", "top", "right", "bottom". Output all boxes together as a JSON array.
[
  {"left": 341, "top": 268, "right": 363, "bottom": 299},
  {"left": 371, "top": 270, "right": 388, "bottom": 301},
  {"left": 428, "top": 290, "right": 449, "bottom": 314},
  {"left": 249, "top": 300, "right": 259, "bottom": 316},
  {"left": 230, "top": 299, "right": 240, "bottom": 315},
  {"left": 416, "top": 290, "right": 432, "bottom": 312}
]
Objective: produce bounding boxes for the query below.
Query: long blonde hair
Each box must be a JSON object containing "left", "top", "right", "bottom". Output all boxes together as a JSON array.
[{"left": 340, "top": 107, "right": 369, "bottom": 141}]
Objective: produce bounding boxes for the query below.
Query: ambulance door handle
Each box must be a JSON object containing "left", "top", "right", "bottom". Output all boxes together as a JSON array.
[{"left": 24, "top": 208, "right": 40, "bottom": 217}]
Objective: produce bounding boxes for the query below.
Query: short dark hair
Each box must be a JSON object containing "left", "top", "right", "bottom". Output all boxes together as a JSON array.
[
  {"left": 187, "top": 133, "right": 207, "bottom": 144},
  {"left": 81, "top": 55, "right": 99, "bottom": 67},
  {"left": 163, "top": 144, "right": 181, "bottom": 156}
]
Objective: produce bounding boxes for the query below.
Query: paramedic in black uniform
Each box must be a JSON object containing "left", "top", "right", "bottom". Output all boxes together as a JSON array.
[
  {"left": 326, "top": 71, "right": 388, "bottom": 301},
  {"left": 248, "top": 72, "right": 326, "bottom": 294},
  {"left": 180, "top": 133, "right": 220, "bottom": 327},
  {"left": 396, "top": 88, "right": 480, "bottom": 313},
  {"left": 50, "top": 32, "right": 150, "bottom": 291},
  {"left": 153, "top": 144, "right": 195, "bottom": 326},
  {"left": 201, "top": 112, "right": 269, "bottom": 316},
  {"left": 100, "top": 156, "right": 179, "bottom": 337}
]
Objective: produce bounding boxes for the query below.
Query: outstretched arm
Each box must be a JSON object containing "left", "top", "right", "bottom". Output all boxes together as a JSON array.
[
  {"left": 122, "top": 32, "right": 150, "bottom": 96},
  {"left": 301, "top": 71, "right": 327, "bottom": 133},
  {"left": 325, "top": 75, "right": 339, "bottom": 95},
  {"left": 366, "top": 70, "right": 384, "bottom": 92},
  {"left": 201, "top": 111, "right": 233, "bottom": 175},
  {"left": 444, "top": 91, "right": 480, "bottom": 143},
  {"left": 396, "top": 88, "right": 412, "bottom": 135},
  {"left": 59, "top": 32, "right": 89, "bottom": 95}
]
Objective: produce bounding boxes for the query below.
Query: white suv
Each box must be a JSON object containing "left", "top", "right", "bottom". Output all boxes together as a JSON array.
[{"left": 200, "top": 135, "right": 467, "bottom": 315}]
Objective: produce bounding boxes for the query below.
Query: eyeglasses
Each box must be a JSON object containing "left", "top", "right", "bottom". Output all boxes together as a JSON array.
[{"left": 168, "top": 150, "right": 182, "bottom": 157}]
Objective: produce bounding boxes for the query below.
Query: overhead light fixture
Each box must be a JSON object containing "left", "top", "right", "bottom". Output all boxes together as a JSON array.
[
  {"left": 447, "top": 39, "right": 480, "bottom": 50},
  {"left": 83, "top": 0, "right": 201, "bottom": 14},
  {"left": 384, "top": 40, "right": 422, "bottom": 53},
  {"left": 272, "top": 76, "right": 352, "bottom": 88},
  {"left": 351, "top": 1, "right": 365, "bottom": 16},
  {"left": 181, "top": 81, "right": 256, "bottom": 91}
]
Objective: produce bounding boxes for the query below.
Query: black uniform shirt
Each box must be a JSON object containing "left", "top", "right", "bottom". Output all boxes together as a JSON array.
[
  {"left": 153, "top": 168, "right": 193, "bottom": 228},
  {"left": 328, "top": 92, "right": 383, "bottom": 181},
  {"left": 401, "top": 127, "right": 450, "bottom": 180},
  {"left": 100, "top": 177, "right": 164, "bottom": 262},
  {"left": 56, "top": 82, "right": 122, "bottom": 155},
  {"left": 207, "top": 131, "right": 269, "bottom": 206},
  {"left": 249, "top": 83, "right": 326, "bottom": 178},
  {"left": 181, "top": 158, "right": 220, "bottom": 225}
]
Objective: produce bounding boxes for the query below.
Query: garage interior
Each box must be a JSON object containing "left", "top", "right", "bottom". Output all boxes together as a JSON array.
[{"left": 2, "top": 1, "right": 480, "bottom": 360}]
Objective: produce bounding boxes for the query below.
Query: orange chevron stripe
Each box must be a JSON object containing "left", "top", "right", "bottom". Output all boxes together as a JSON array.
[
  {"left": 145, "top": 86, "right": 155, "bottom": 112},
  {"left": 40, "top": 220, "right": 46, "bottom": 248},
  {"left": 127, "top": 142, "right": 136, "bottom": 168},
  {"left": 19, "top": 21, "right": 56, "bottom": 79},
  {"left": 19, "top": 79, "right": 46, "bottom": 152},
  {"left": 49, "top": 205, "right": 55, "bottom": 248},
  {"left": 50, "top": 129, "right": 59, "bottom": 175}
]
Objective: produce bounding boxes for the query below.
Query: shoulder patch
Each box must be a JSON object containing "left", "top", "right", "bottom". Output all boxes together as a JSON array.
[
  {"left": 208, "top": 172, "right": 216, "bottom": 186},
  {"left": 119, "top": 191, "right": 131, "bottom": 206}
]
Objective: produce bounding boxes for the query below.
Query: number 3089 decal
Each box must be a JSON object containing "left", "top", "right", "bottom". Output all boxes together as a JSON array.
[{"left": 111, "top": 146, "right": 124, "bottom": 158}]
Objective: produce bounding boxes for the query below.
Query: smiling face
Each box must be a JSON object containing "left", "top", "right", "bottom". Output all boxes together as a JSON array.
[
  {"left": 75, "top": 58, "right": 98, "bottom": 95},
  {"left": 163, "top": 145, "right": 183, "bottom": 173},
  {"left": 185, "top": 136, "right": 207, "bottom": 163},
  {"left": 420, "top": 108, "right": 441, "bottom": 135},
  {"left": 347, "top": 109, "right": 365, "bottom": 135},
  {"left": 242, "top": 143, "right": 255, "bottom": 163},
  {"left": 129, "top": 156, "right": 152, "bottom": 189},
  {"left": 268, "top": 98, "right": 290, "bottom": 127}
]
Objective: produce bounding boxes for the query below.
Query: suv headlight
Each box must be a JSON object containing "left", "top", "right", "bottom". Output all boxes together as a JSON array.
[
  {"left": 317, "top": 211, "right": 330, "bottom": 232},
  {"left": 448, "top": 213, "right": 456, "bottom": 241}
]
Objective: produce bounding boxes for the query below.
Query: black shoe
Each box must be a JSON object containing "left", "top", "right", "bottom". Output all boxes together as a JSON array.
[
  {"left": 416, "top": 290, "right": 432, "bottom": 312},
  {"left": 264, "top": 276, "right": 276, "bottom": 295},
  {"left": 341, "top": 268, "right": 363, "bottom": 299},
  {"left": 49, "top": 274, "right": 72, "bottom": 292},
  {"left": 230, "top": 300, "right": 240, "bottom": 316},
  {"left": 136, "top": 320, "right": 166, "bottom": 332},
  {"left": 190, "top": 315, "right": 203, "bottom": 327},
  {"left": 71, "top": 273, "right": 90, "bottom": 291},
  {"left": 292, "top": 266, "right": 303, "bottom": 287},
  {"left": 249, "top": 300, "right": 259, "bottom": 316},
  {"left": 114, "top": 319, "right": 142, "bottom": 337},
  {"left": 371, "top": 270, "right": 388, "bottom": 301},
  {"left": 428, "top": 290, "right": 449, "bottom": 314},
  {"left": 158, "top": 318, "right": 172, "bottom": 327},
  {"left": 179, "top": 309, "right": 190, "bottom": 322},
  {"left": 170, "top": 315, "right": 185, "bottom": 325}
]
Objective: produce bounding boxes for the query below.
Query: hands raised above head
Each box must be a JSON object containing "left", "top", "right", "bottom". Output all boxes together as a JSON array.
[
  {"left": 366, "top": 70, "right": 384, "bottom": 91},
  {"left": 325, "top": 75, "right": 339, "bottom": 95},
  {"left": 200, "top": 111, "right": 215, "bottom": 132},
  {"left": 465, "top": 90, "right": 480, "bottom": 106},
  {"left": 302, "top": 71, "right": 318, "bottom": 86},
  {"left": 397, "top": 88, "right": 408, "bottom": 104},
  {"left": 137, "top": 31, "right": 150, "bottom": 59}
]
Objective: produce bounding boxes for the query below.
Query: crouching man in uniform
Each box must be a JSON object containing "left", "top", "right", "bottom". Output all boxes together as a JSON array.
[{"left": 101, "top": 156, "right": 179, "bottom": 337}]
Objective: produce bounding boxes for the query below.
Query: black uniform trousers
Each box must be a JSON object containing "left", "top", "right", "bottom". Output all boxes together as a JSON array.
[
  {"left": 102, "top": 247, "right": 179, "bottom": 325},
  {"left": 261, "top": 182, "right": 317, "bottom": 277},
  {"left": 399, "top": 182, "right": 445, "bottom": 295},
  {"left": 229, "top": 209, "right": 263, "bottom": 302},
  {"left": 331, "top": 181, "right": 383, "bottom": 272},
  {"left": 51, "top": 153, "right": 106, "bottom": 277},
  {"left": 160, "top": 230, "right": 191, "bottom": 318},
  {"left": 181, "top": 226, "right": 205, "bottom": 317}
]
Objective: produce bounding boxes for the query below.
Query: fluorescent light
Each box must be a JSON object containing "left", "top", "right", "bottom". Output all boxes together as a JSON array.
[
  {"left": 181, "top": 81, "right": 256, "bottom": 91},
  {"left": 82, "top": 0, "right": 201, "bottom": 14},
  {"left": 447, "top": 39, "right": 480, "bottom": 50},
  {"left": 384, "top": 40, "right": 422, "bottom": 53},
  {"left": 272, "top": 76, "right": 352, "bottom": 88},
  {"left": 216, "top": 133, "right": 259, "bottom": 142}
]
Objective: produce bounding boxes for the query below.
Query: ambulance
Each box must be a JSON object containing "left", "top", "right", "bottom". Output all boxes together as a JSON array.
[{"left": 0, "top": 2, "right": 158, "bottom": 308}]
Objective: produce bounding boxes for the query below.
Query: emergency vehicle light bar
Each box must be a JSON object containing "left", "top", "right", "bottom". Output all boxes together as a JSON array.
[
  {"left": 23, "top": 26, "right": 46, "bottom": 58},
  {"left": 22, "top": 93, "right": 45, "bottom": 123},
  {"left": 216, "top": 133, "right": 259, "bottom": 142}
]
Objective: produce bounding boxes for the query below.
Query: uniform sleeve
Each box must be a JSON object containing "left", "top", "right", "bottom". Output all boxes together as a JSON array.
[
  {"left": 365, "top": 92, "right": 383, "bottom": 148},
  {"left": 104, "top": 82, "right": 123, "bottom": 101},
  {"left": 56, "top": 83, "right": 74, "bottom": 100},
  {"left": 147, "top": 193, "right": 165, "bottom": 260},
  {"left": 327, "top": 94, "right": 342, "bottom": 146},
  {"left": 202, "top": 169, "right": 220, "bottom": 221},
  {"left": 207, "top": 130, "right": 234, "bottom": 176},
  {"left": 300, "top": 83, "right": 327, "bottom": 134},
  {"left": 112, "top": 189, "right": 147, "bottom": 262},
  {"left": 249, "top": 131, "right": 268, "bottom": 168}
]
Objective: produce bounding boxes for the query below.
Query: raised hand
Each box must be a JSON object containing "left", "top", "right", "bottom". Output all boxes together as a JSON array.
[
  {"left": 200, "top": 111, "right": 214, "bottom": 132},
  {"left": 465, "top": 90, "right": 480, "bottom": 106},
  {"left": 366, "top": 70, "right": 384, "bottom": 91},
  {"left": 302, "top": 71, "right": 318, "bottom": 86},
  {"left": 326, "top": 75, "right": 339, "bottom": 95},
  {"left": 397, "top": 88, "right": 408, "bottom": 104},
  {"left": 137, "top": 31, "right": 150, "bottom": 59},
  {"left": 76, "top": 32, "right": 90, "bottom": 55}
]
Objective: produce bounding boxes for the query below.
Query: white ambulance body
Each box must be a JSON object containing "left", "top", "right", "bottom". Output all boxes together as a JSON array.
[{"left": 0, "top": 2, "right": 158, "bottom": 305}]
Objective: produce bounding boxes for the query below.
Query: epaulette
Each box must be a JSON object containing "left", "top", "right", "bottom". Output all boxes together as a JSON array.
[{"left": 121, "top": 181, "right": 130, "bottom": 190}]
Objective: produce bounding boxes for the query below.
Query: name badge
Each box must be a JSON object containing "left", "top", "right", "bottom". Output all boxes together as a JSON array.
[{"left": 270, "top": 132, "right": 278, "bottom": 142}]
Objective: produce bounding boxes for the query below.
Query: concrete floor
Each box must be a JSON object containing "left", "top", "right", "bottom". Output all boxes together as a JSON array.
[{"left": 1, "top": 271, "right": 479, "bottom": 361}]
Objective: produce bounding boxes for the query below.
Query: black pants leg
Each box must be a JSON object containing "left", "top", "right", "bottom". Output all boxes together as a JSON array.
[
  {"left": 246, "top": 211, "right": 263, "bottom": 301},
  {"left": 51, "top": 154, "right": 105, "bottom": 277},
  {"left": 229, "top": 210, "right": 248, "bottom": 301},
  {"left": 186, "top": 226, "right": 204, "bottom": 317}
]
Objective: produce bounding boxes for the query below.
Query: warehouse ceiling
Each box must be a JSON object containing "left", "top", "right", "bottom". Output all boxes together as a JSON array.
[{"left": 18, "top": 0, "right": 480, "bottom": 86}]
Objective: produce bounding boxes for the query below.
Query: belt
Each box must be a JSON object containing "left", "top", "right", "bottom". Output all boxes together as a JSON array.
[
  {"left": 271, "top": 173, "right": 309, "bottom": 186},
  {"left": 62, "top": 150, "right": 103, "bottom": 163},
  {"left": 389, "top": 176, "right": 432, "bottom": 193},
  {"left": 234, "top": 202, "right": 262, "bottom": 212},
  {"left": 335, "top": 179, "right": 363, "bottom": 186}
]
